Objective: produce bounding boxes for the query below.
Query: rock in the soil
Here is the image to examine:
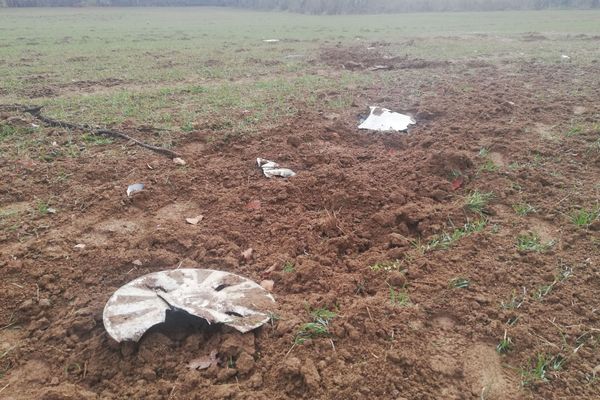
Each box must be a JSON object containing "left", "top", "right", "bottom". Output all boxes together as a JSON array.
[
  {"left": 388, "top": 233, "right": 410, "bottom": 248},
  {"left": 300, "top": 359, "right": 321, "bottom": 390},
  {"left": 387, "top": 271, "right": 407, "bottom": 287},
  {"left": 236, "top": 352, "right": 255, "bottom": 375}
]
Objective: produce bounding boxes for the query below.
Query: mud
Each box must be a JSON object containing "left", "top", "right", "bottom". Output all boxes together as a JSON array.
[{"left": 1, "top": 54, "right": 600, "bottom": 399}]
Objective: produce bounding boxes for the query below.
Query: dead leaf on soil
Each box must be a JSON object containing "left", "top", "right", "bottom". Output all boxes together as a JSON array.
[
  {"left": 186, "top": 215, "right": 204, "bottom": 225},
  {"left": 189, "top": 350, "right": 219, "bottom": 370},
  {"left": 451, "top": 177, "right": 464, "bottom": 190}
]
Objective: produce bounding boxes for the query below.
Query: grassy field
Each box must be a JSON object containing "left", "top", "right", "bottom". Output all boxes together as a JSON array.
[{"left": 0, "top": 8, "right": 599, "bottom": 140}]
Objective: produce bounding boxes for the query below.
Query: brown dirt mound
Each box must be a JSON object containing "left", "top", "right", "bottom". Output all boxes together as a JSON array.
[
  {"left": 1, "top": 61, "right": 599, "bottom": 399},
  {"left": 319, "top": 45, "right": 449, "bottom": 71}
]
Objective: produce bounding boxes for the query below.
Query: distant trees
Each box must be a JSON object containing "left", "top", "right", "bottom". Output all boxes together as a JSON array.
[{"left": 2, "top": 0, "right": 599, "bottom": 11}]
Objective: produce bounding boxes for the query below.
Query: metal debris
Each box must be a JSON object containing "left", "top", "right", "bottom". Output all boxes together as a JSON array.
[
  {"left": 126, "top": 183, "right": 144, "bottom": 197},
  {"left": 358, "top": 106, "right": 415, "bottom": 132},
  {"left": 256, "top": 158, "right": 296, "bottom": 178},
  {"left": 103, "top": 269, "right": 276, "bottom": 342}
]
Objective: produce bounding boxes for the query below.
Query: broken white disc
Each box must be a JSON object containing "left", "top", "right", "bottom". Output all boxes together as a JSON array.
[
  {"left": 103, "top": 269, "right": 276, "bottom": 342},
  {"left": 358, "top": 106, "right": 415, "bottom": 132}
]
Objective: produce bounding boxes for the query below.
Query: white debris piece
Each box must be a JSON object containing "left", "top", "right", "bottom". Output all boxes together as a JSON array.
[
  {"left": 103, "top": 269, "right": 276, "bottom": 342},
  {"left": 358, "top": 106, "right": 415, "bottom": 132},
  {"left": 263, "top": 39, "right": 280, "bottom": 43},
  {"left": 185, "top": 215, "right": 204, "bottom": 225},
  {"left": 126, "top": 183, "right": 144, "bottom": 197},
  {"left": 561, "top": 54, "right": 570, "bottom": 60},
  {"left": 256, "top": 158, "right": 296, "bottom": 178},
  {"left": 173, "top": 157, "right": 186, "bottom": 166}
]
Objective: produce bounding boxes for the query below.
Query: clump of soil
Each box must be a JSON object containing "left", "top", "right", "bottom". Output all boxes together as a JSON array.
[{"left": 319, "top": 45, "right": 449, "bottom": 70}]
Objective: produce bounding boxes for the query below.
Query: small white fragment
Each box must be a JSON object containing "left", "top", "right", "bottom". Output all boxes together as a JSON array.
[
  {"left": 147, "top": 163, "right": 153, "bottom": 170},
  {"left": 126, "top": 183, "right": 144, "bottom": 197},
  {"left": 31, "top": 123, "right": 39, "bottom": 128},
  {"left": 256, "top": 158, "right": 296, "bottom": 178},
  {"left": 74, "top": 243, "right": 86, "bottom": 250},
  {"left": 185, "top": 215, "right": 204, "bottom": 225},
  {"left": 241, "top": 248, "right": 253, "bottom": 262},
  {"left": 561, "top": 54, "right": 570, "bottom": 60},
  {"left": 173, "top": 157, "right": 186, "bottom": 166},
  {"left": 260, "top": 280, "right": 274, "bottom": 292},
  {"left": 51, "top": 141, "right": 58, "bottom": 147},
  {"left": 47, "top": 207, "right": 57, "bottom": 214},
  {"left": 263, "top": 39, "right": 280, "bottom": 43},
  {"left": 132, "top": 259, "right": 143, "bottom": 266},
  {"left": 358, "top": 106, "right": 415, "bottom": 132}
]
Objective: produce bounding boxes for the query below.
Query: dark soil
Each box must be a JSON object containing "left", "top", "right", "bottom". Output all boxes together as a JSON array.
[{"left": 1, "top": 53, "right": 599, "bottom": 400}]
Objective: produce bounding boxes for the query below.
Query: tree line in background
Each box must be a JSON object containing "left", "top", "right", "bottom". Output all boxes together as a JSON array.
[{"left": 1, "top": 0, "right": 599, "bottom": 12}]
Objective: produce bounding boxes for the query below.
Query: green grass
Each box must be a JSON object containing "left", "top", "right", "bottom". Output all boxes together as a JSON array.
[
  {"left": 282, "top": 261, "right": 295, "bottom": 273},
  {"left": 501, "top": 289, "right": 525, "bottom": 309},
  {"left": 571, "top": 207, "right": 599, "bottom": 228},
  {"left": 82, "top": 133, "right": 113, "bottom": 145},
  {"left": 450, "top": 277, "right": 470, "bottom": 289},
  {"left": 513, "top": 203, "right": 536, "bottom": 216},
  {"left": 497, "top": 331, "right": 513, "bottom": 354},
  {"left": 424, "top": 219, "right": 486, "bottom": 251},
  {"left": 520, "top": 353, "right": 566, "bottom": 386},
  {"left": 516, "top": 233, "right": 554, "bottom": 252},
  {"left": 465, "top": 191, "right": 493, "bottom": 213},
  {"left": 389, "top": 286, "right": 411, "bottom": 306},
  {"left": 294, "top": 307, "right": 336, "bottom": 344}
]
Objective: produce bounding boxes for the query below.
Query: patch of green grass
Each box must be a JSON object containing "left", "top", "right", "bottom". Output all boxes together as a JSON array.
[
  {"left": 388, "top": 286, "right": 411, "bottom": 306},
  {"left": 282, "top": 261, "right": 295, "bottom": 273},
  {"left": 294, "top": 308, "right": 336, "bottom": 344},
  {"left": 425, "top": 219, "right": 486, "bottom": 251},
  {"left": 369, "top": 259, "right": 404, "bottom": 272},
  {"left": 82, "top": 133, "right": 113, "bottom": 145},
  {"left": 465, "top": 191, "right": 493, "bottom": 214},
  {"left": 501, "top": 289, "right": 525, "bottom": 309},
  {"left": 513, "top": 203, "right": 536, "bottom": 216},
  {"left": 479, "top": 159, "right": 499, "bottom": 173},
  {"left": 36, "top": 201, "right": 50, "bottom": 215},
  {"left": 533, "top": 283, "right": 555, "bottom": 300},
  {"left": 497, "top": 331, "right": 513, "bottom": 354},
  {"left": 450, "top": 277, "right": 470, "bottom": 289},
  {"left": 520, "top": 353, "right": 566, "bottom": 386},
  {"left": 0, "top": 124, "right": 17, "bottom": 141},
  {"left": 516, "top": 233, "right": 554, "bottom": 252},
  {"left": 570, "top": 207, "right": 599, "bottom": 228},
  {"left": 565, "top": 125, "right": 583, "bottom": 137}
]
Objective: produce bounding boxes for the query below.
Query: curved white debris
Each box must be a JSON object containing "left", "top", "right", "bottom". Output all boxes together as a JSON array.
[
  {"left": 103, "top": 269, "right": 276, "bottom": 342},
  {"left": 358, "top": 106, "right": 415, "bottom": 132},
  {"left": 256, "top": 158, "right": 296, "bottom": 178}
]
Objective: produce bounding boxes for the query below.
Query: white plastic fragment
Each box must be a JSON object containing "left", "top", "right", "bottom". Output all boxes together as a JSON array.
[
  {"left": 74, "top": 243, "right": 86, "bottom": 250},
  {"left": 561, "top": 54, "right": 570, "bottom": 60},
  {"left": 126, "top": 183, "right": 144, "bottom": 197},
  {"left": 173, "top": 157, "right": 186, "bottom": 166},
  {"left": 256, "top": 158, "right": 296, "bottom": 178},
  {"left": 358, "top": 106, "right": 415, "bottom": 132},
  {"left": 263, "top": 39, "right": 280, "bottom": 43},
  {"left": 186, "top": 215, "right": 204, "bottom": 225},
  {"left": 47, "top": 207, "right": 57, "bottom": 214},
  {"left": 103, "top": 269, "right": 276, "bottom": 342}
]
